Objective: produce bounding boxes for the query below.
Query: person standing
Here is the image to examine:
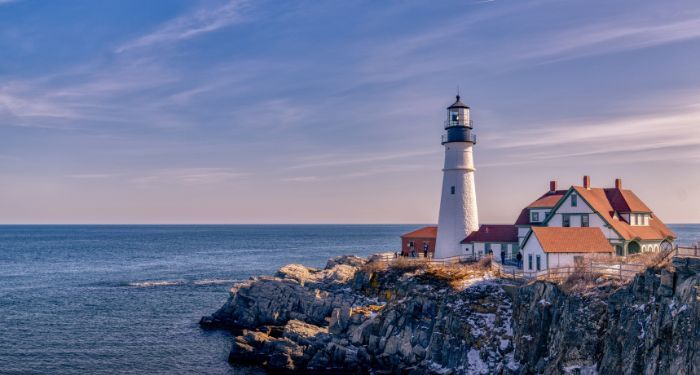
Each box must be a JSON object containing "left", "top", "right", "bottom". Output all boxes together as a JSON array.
[
  {"left": 516, "top": 252, "right": 523, "bottom": 268},
  {"left": 500, "top": 249, "right": 506, "bottom": 264},
  {"left": 423, "top": 242, "right": 429, "bottom": 258}
]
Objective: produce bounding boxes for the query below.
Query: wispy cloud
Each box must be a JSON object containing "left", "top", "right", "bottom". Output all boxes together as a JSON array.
[
  {"left": 132, "top": 168, "right": 243, "bottom": 187},
  {"left": 115, "top": 1, "right": 246, "bottom": 53},
  {"left": 487, "top": 91, "right": 700, "bottom": 164},
  {"left": 282, "top": 176, "right": 319, "bottom": 183},
  {"left": 289, "top": 150, "right": 439, "bottom": 170},
  {"left": 516, "top": 15, "right": 700, "bottom": 63},
  {"left": 66, "top": 173, "right": 120, "bottom": 179},
  {"left": 0, "top": 88, "right": 76, "bottom": 120}
]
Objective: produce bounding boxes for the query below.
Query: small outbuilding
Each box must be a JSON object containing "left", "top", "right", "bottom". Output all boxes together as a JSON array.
[
  {"left": 522, "top": 226, "right": 614, "bottom": 273},
  {"left": 400, "top": 226, "right": 437, "bottom": 257},
  {"left": 461, "top": 224, "right": 519, "bottom": 261}
]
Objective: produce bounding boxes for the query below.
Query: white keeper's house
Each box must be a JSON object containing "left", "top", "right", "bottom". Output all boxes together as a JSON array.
[
  {"left": 460, "top": 176, "right": 676, "bottom": 269},
  {"left": 401, "top": 95, "right": 676, "bottom": 271}
]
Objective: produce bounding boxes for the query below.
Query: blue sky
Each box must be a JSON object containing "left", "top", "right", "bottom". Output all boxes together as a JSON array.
[{"left": 1, "top": 0, "right": 699, "bottom": 224}]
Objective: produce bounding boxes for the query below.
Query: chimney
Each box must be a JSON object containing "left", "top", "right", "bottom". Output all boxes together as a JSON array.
[
  {"left": 615, "top": 178, "right": 622, "bottom": 189},
  {"left": 549, "top": 180, "right": 557, "bottom": 192},
  {"left": 583, "top": 175, "right": 591, "bottom": 189}
]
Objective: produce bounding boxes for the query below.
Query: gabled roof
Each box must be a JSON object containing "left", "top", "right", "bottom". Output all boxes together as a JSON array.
[
  {"left": 567, "top": 186, "right": 675, "bottom": 241},
  {"left": 461, "top": 224, "right": 518, "bottom": 244},
  {"left": 604, "top": 188, "right": 651, "bottom": 213},
  {"left": 527, "top": 190, "right": 568, "bottom": 208},
  {"left": 514, "top": 190, "right": 567, "bottom": 225},
  {"left": 531, "top": 227, "right": 613, "bottom": 253},
  {"left": 401, "top": 226, "right": 437, "bottom": 239}
]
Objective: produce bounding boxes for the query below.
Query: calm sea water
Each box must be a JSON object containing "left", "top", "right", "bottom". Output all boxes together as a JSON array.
[
  {"left": 0, "top": 225, "right": 418, "bottom": 374},
  {"left": 0, "top": 224, "right": 697, "bottom": 374}
]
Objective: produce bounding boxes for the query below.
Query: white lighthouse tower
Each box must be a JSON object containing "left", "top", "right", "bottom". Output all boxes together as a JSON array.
[{"left": 434, "top": 95, "right": 479, "bottom": 259}]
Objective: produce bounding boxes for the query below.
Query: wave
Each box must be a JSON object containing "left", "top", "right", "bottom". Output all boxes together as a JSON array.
[
  {"left": 128, "top": 280, "right": 184, "bottom": 288},
  {"left": 192, "top": 278, "right": 238, "bottom": 285},
  {"left": 124, "top": 278, "right": 239, "bottom": 288}
]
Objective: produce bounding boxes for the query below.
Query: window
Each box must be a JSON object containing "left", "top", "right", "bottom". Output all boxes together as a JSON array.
[
  {"left": 571, "top": 194, "right": 578, "bottom": 207},
  {"left": 451, "top": 186, "right": 455, "bottom": 195},
  {"left": 528, "top": 254, "right": 533, "bottom": 270},
  {"left": 531, "top": 211, "right": 540, "bottom": 222},
  {"left": 536, "top": 255, "right": 541, "bottom": 271},
  {"left": 563, "top": 215, "right": 570, "bottom": 227},
  {"left": 450, "top": 111, "right": 459, "bottom": 124},
  {"left": 512, "top": 243, "right": 520, "bottom": 256},
  {"left": 581, "top": 215, "right": 589, "bottom": 227},
  {"left": 408, "top": 241, "right": 414, "bottom": 248},
  {"left": 632, "top": 214, "right": 637, "bottom": 225},
  {"left": 485, "top": 243, "right": 492, "bottom": 254}
]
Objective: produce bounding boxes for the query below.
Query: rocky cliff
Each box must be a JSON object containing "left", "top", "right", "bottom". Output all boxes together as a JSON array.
[
  {"left": 201, "top": 256, "right": 699, "bottom": 374},
  {"left": 513, "top": 257, "right": 699, "bottom": 375}
]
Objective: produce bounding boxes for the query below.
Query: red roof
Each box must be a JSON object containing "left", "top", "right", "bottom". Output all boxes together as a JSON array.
[
  {"left": 604, "top": 188, "right": 651, "bottom": 213},
  {"left": 527, "top": 190, "right": 567, "bottom": 208},
  {"left": 462, "top": 224, "right": 518, "bottom": 243},
  {"left": 572, "top": 186, "right": 675, "bottom": 241},
  {"left": 401, "top": 226, "right": 437, "bottom": 239},
  {"left": 515, "top": 190, "right": 567, "bottom": 225},
  {"left": 531, "top": 227, "right": 613, "bottom": 253}
]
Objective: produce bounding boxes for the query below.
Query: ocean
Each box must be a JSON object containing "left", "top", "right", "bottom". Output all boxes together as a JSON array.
[{"left": 0, "top": 224, "right": 697, "bottom": 374}]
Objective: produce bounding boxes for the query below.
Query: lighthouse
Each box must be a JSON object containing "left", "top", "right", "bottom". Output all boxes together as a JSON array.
[{"left": 434, "top": 95, "right": 479, "bottom": 259}]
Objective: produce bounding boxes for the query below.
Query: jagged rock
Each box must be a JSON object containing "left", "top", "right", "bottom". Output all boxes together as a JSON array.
[
  {"left": 276, "top": 262, "right": 359, "bottom": 288},
  {"left": 203, "top": 253, "right": 699, "bottom": 374},
  {"left": 326, "top": 255, "right": 367, "bottom": 269},
  {"left": 283, "top": 319, "right": 329, "bottom": 346},
  {"left": 513, "top": 260, "right": 699, "bottom": 375},
  {"left": 200, "top": 258, "right": 370, "bottom": 330}
]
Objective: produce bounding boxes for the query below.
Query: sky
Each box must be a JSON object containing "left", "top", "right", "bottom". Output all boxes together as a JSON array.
[{"left": 0, "top": 0, "right": 699, "bottom": 224}]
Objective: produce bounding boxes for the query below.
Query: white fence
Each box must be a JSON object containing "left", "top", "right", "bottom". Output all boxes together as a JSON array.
[
  {"left": 491, "top": 260, "right": 647, "bottom": 281},
  {"left": 370, "top": 245, "right": 699, "bottom": 283},
  {"left": 369, "top": 252, "right": 482, "bottom": 264},
  {"left": 674, "top": 245, "right": 700, "bottom": 258}
]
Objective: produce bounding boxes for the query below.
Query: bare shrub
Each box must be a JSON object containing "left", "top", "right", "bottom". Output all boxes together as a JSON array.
[
  {"left": 360, "top": 259, "right": 389, "bottom": 273},
  {"left": 390, "top": 257, "right": 428, "bottom": 272},
  {"left": 560, "top": 266, "right": 606, "bottom": 293},
  {"left": 476, "top": 255, "right": 492, "bottom": 269},
  {"left": 421, "top": 261, "right": 490, "bottom": 288},
  {"left": 625, "top": 251, "right": 672, "bottom": 269}
]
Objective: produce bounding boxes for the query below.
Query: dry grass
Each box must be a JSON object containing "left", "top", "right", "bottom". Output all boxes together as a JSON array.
[
  {"left": 560, "top": 267, "right": 604, "bottom": 291},
  {"left": 476, "top": 255, "right": 492, "bottom": 269},
  {"left": 360, "top": 260, "right": 389, "bottom": 273},
  {"left": 624, "top": 251, "right": 673, "bottom": 269},
  {"left": 391, "top": 257, "right": 429, "bottom": 272},
  {"left": 421, "top": 261, "right": 491, "bottom": 288},
  {"left": 586, "top": 251, "right": 671, "bottom": 268},
  {"left": 361, "top": 256, "right": 493, "bottom": 289}
]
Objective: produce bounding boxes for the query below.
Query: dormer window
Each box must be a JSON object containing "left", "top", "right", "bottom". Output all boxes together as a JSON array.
[{"left": 531, "top": 211, "right": 540, "bottom": 222}]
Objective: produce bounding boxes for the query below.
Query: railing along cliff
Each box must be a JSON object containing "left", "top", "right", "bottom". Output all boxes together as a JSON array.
[{"left": 372, "top": 244, "right": 700, "bottom": 283}]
